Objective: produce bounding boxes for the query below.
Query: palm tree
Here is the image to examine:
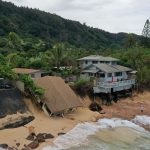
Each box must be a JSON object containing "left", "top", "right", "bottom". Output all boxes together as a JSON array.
[{"left": 51, "top": 43, "right": 66, "bottom": 71}]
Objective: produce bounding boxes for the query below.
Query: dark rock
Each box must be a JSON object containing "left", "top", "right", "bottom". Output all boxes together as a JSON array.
[
  {"left": 0, "top": 144, "right": 8, "bottom": 149},
  {"left": 0, "top": 114, "right": 6, "bottom": 118},
  {"left": 36, "top": 134, "right": 45, "bottom": 143},
  {"left": 89, "top": 102, "right": 103, "bottom": 112},
  {"left": 0, "top": 88, "right": 27, "bottom": 118},
  {"left": 21, "top": 147, "right": 30, "bottom": 150},
  {"left": 58, "top": 132, "right": 65, "bottom": 136},
  {"left": 44, "top": 133, "right": 54, "bottom": 139},
  {"left": 16, "top": 143, "right": 20, "bottom": 147},
  {"left": 28, "top": 141, "right": 39, "bottom": 149},
  {"left": 1, "top": 116, "right": 35, "bottom": 130},
  {"left": 26, "top": 134, "right": 35, "bottom": 141},
  {"left": 23, "top": 144, "right": 30, "bottom": 150},
  {"left": 8, "top": 147, "right": 14, "bottom": 150}
]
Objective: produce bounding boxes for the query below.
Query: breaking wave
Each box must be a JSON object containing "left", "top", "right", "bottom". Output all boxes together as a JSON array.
[{"left": 43, "top": 116, "right": 150, "bottom": 150}]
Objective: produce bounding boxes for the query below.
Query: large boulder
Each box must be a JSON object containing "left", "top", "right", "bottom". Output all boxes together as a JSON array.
[
  {"left": 28, "top": 141, "right": 39, "bottom": 149},
  {"left": 44, "top": 133, "right": 54, "bottom": 139},
  {"left": 36, "top": 134, "right": 45, "bottom": 143},
  {"left": 89, "top": 102, "right": 103, "bottom": 112},
  {"left": 26, "top": 133, "right": 35, "bottom": 141},
  {"left": 0, "top": 144, "right": 8, "bottom": 149}
]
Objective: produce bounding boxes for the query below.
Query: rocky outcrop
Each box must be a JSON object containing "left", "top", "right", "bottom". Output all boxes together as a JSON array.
[
  {"left": 0, "top": 116, "right": 34, "bottom": 130},
  {"left": 28, "top": 141, "right": 39, "bottom": 149},
  {"left": 25, "top": 132, "right": 55, "bottom": 149},
  {"left": 0, "top": 88, "right": 27, "bottom": 118},
  {"left": 0, "top": 144, "right": 8, "bottom": 149}
]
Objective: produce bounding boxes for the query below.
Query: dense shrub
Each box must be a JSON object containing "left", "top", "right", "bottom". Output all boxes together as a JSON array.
[
  {"left": 72, "top": 79, "right": 93, "bottom": 97},
  {"left": 19, "top": 75, "right": 45, "bottom": 98}
]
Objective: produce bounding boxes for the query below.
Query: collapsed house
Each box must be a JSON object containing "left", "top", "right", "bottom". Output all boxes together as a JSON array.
[{"left": 34, "top": 76, "right": 83, "bottom": 116}]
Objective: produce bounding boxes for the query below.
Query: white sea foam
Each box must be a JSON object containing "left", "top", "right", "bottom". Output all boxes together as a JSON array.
[
  {"left": 132, "top": 115, "right": 150, "bottom": 126},
  {"left": 43, "top": 116, "right": 150, "bottom": 150},
  {"left": 97, "top": 118, "right": 145, "bottom": 131}
]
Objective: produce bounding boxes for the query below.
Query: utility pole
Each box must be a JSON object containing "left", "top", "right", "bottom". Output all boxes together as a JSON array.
[{"left": 142, "top": 19, "right": 150, "bottom": 38}]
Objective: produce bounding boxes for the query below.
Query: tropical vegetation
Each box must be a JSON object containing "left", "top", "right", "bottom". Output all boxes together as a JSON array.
[{"left": 0, "top": 0, "right": 150, "bottom": 90}]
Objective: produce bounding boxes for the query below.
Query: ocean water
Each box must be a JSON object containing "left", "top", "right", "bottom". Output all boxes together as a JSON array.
[{"left": 43, "top": 116, "right": 150, "bottom": 150}]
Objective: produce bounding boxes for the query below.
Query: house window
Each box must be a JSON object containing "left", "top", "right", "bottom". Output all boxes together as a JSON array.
[
  {"left": 31, "top": 74, "right": 35, "bottom": 78},
  {"left": 105, "top": 61, "right": 110, "bottom": 64},
  {"left": 92, "top": 61, "right": 98, "bottom": 64},
  {"left": 100, "top": 73, "right": 105, "bottom": 78},
  {"left": 100, "top": 61, "right": 104, "bottom": 63},
  {"left": 115, "top": 72, "right": 122, "bottom": 76},
  {"left": 89, "top": 73, "right": 94, "bottom": 76},
  {"left": 108, "top": 73, "right": 112, "bottom": 77},
  {"left": 112, "top": 61, "right": 117, "bottom": 65},
  {"left": 85, "top": 60, "right": 88, "bottom": 64}
]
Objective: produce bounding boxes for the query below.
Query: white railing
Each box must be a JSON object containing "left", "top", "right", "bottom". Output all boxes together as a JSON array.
[{"left": 97, "top": 79, "right": 135, "bottom": 88}]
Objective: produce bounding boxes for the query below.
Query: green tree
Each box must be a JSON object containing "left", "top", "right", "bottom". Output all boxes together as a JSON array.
[
  {"left": 50, "top": 43, "right": 66, "bottom": 71},
  {"left": 0, "top": 55, "right": 17, "bottom": 80},
  {"left": 8, "top": 32, "right": 22, "bottom": 51},
  {"left": 125, "top": 34, "right": 136, "bottom": 48}
]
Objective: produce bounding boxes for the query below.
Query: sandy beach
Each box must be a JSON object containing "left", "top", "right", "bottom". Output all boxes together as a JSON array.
[{"left": 0, "top": 91, "right": 150, "bottom": 149}]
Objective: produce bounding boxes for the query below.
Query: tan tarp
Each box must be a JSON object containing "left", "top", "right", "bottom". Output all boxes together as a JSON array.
[{"left": 34, "top": 76, "right": 83, "bottom": 113}]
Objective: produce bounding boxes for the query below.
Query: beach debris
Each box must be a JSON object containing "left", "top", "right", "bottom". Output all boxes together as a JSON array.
[
  {"left": 0, "top": 144, "right": 8, "bottom": 149},
  {"left": 28, "top": 141, "right": 39, "bottom": 149}
]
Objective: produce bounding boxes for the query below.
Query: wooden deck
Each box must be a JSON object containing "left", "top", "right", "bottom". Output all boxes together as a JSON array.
[{"left": 93, "top": 79, "right": 135, "bottom": 93}]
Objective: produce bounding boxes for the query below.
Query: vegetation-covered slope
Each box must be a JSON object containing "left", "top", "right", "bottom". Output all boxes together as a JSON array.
[
  {"left": 0, "top": 0, "right": 139, "bottom": 50},
  {"left": 0, "top": 0, "right": 149, "bottom": 89}
]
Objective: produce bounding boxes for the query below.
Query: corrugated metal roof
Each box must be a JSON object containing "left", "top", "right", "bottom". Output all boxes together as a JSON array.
[
  {"left": 82, "top": 69, "right": 99, "bottom": 73},
  {"left": 113, "top": 65, "right": 132, "bottom": 72},
  {"left": 94, "top": 64, "right": 119, "bottom": 73},
  {"left": 83, "top": 64, "right": 132, "bottom": 73},
  {"left": 77, "top": 55, "right": 119, "bottom": 61}
]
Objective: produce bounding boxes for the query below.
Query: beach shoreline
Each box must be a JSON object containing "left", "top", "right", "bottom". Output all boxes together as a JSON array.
[{"left": 0, "top": 91, "right": 150, "bottom": 150}]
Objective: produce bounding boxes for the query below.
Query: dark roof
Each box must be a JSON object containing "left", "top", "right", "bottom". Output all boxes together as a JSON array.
[{"left": 34, "top": 76, "right": 83, "bottom": 113}]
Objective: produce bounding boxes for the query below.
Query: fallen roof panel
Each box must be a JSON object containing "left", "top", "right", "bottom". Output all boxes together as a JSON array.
[{"left": 34, "top": 76, "right": 83, "bottom": 113}]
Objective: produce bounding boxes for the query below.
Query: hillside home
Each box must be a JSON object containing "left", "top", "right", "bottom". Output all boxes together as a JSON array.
[
  {"left": 13, "top": 68, "right": 42, "bottom": 79},
  {"left": 78, "top": 55, "right": 136, "bottom": 94}
]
